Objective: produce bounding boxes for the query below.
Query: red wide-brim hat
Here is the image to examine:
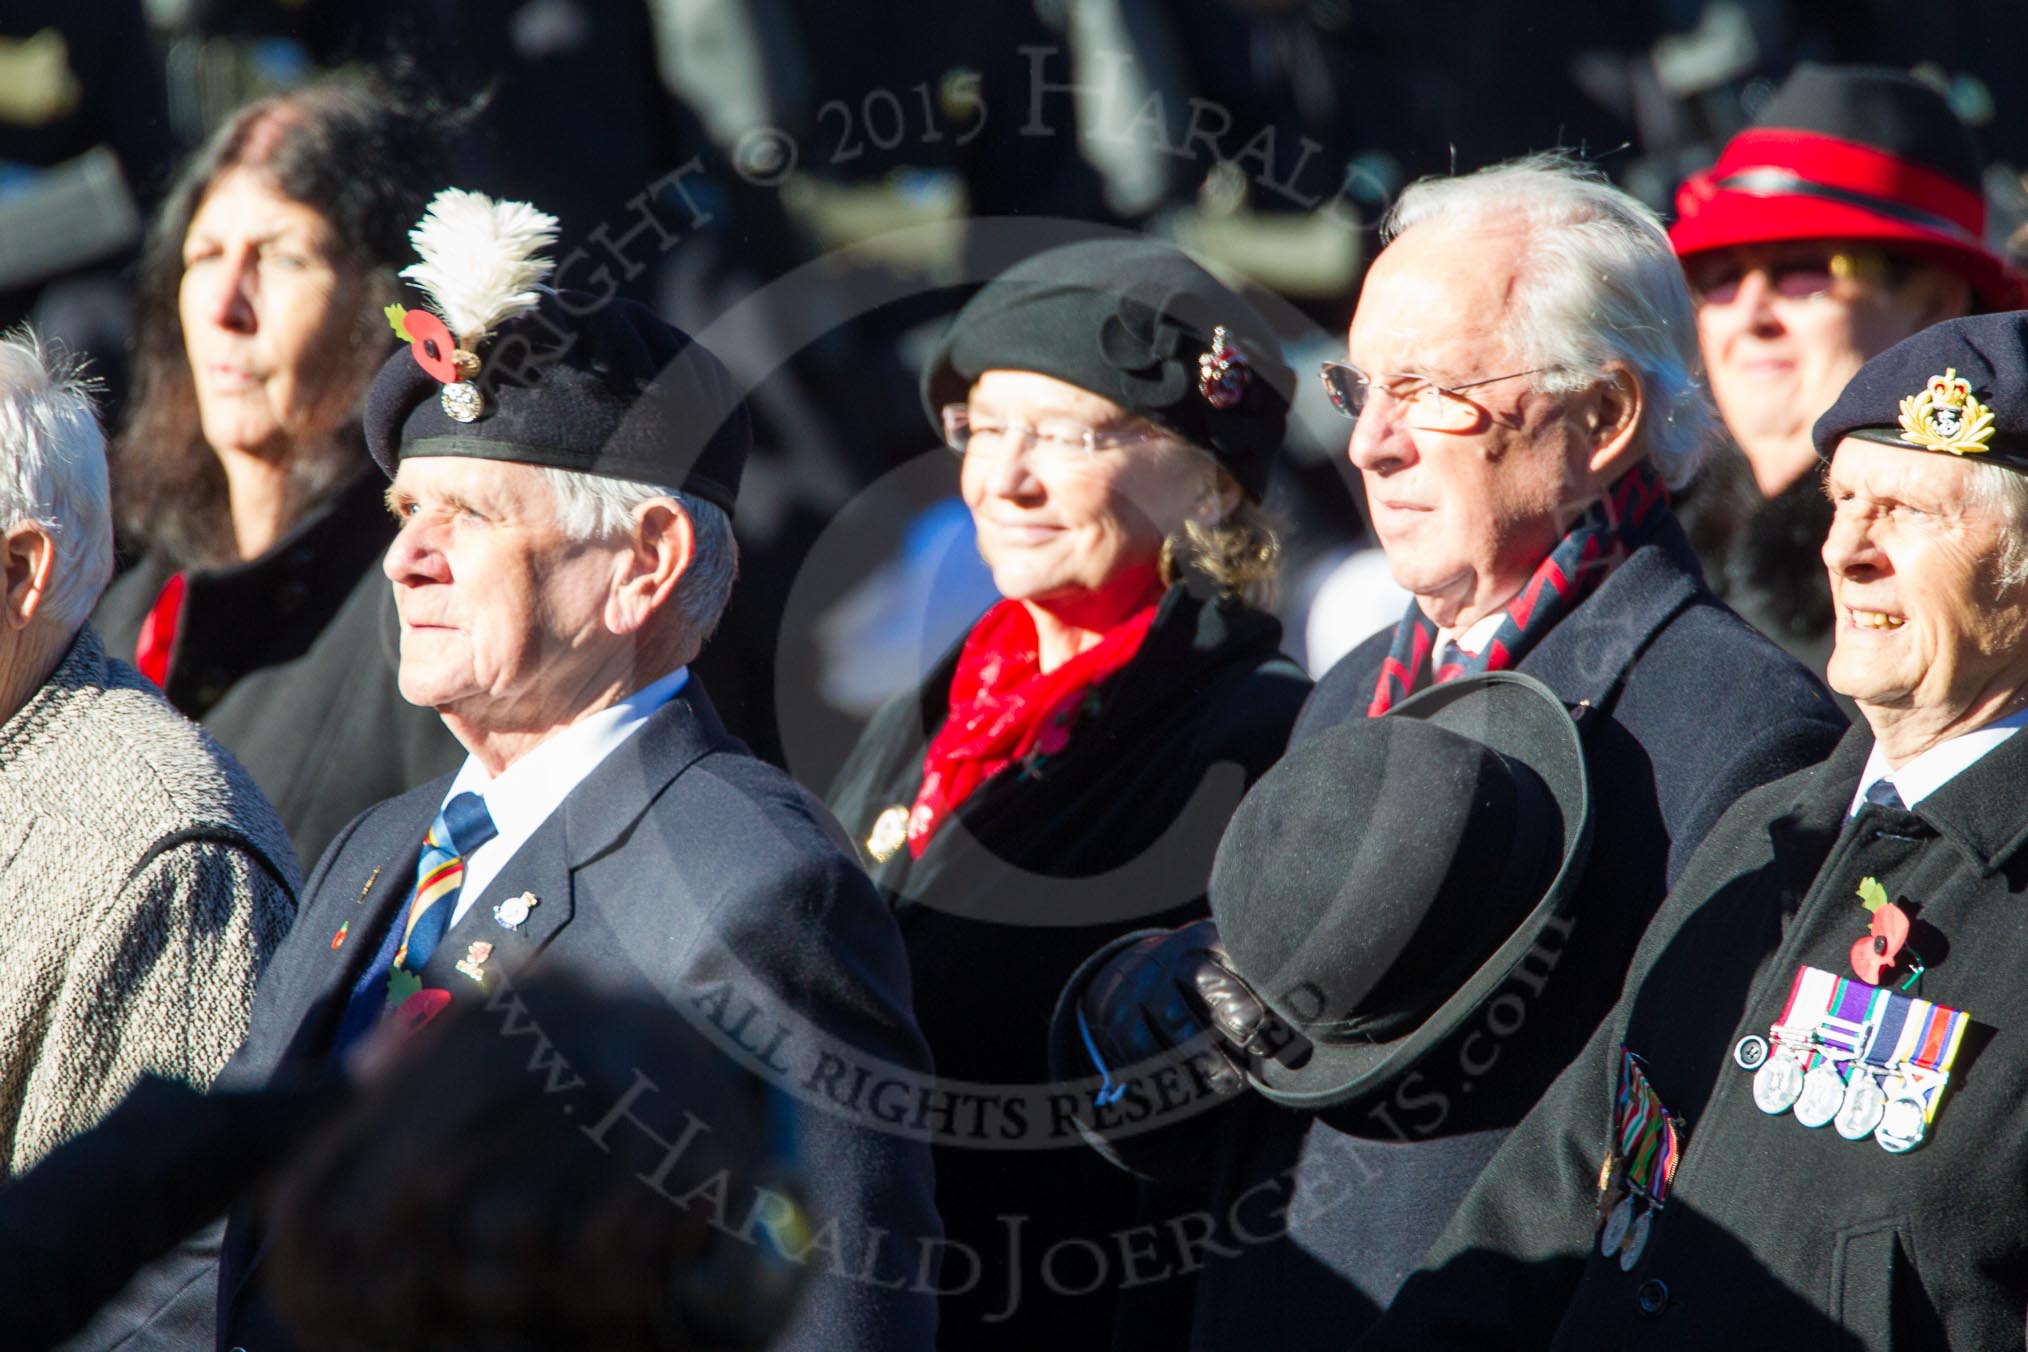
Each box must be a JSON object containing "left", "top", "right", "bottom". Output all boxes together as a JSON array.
[{"left": 1670, "top": 127, "right": 2027, "bottom": 310}]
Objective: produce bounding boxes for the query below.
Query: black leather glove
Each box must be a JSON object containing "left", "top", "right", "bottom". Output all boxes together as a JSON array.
[{"left": 1074, "top": 919, "right": 1270, "bottom": 1101}]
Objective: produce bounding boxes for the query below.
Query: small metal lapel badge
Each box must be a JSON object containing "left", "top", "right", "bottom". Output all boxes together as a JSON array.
[
  {"left": 335, "top": 866, "right": 385, "bottom": 950},
  {"left": 455, "top": 940, "right": 494, "bottom": 986},
  {"left": 493, "top": 891, "right": 539, "bottom": 931}
]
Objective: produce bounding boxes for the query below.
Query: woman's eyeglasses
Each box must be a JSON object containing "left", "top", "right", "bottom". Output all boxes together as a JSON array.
[{"left": 940, "top": 405, "right": 1164, "bottom": 464}]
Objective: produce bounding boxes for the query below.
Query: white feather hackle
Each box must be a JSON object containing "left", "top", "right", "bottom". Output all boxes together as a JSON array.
[{"left": 400, "top": 188, "right": 560, "bottom": 345}]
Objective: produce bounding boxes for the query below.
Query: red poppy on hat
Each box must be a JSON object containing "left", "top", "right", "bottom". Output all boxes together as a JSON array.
[{"left": 1669, "top": 63, "right": 2027, "bottom": 310}]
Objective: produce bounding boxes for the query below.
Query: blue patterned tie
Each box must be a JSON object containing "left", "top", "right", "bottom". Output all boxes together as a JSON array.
[
  {"left": 329, "top": 792, "right": 497, "bottom": 1057},
  {"left": 393, "top": 792, "right": 498, "bottom": 975},
  {"left": 1864, "top": 778, "right": 1907, "bottom": 811}
]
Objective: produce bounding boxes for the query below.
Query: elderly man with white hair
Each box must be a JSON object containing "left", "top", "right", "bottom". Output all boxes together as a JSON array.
[
  {"left": 152, "top": 192, "right": 939, "bottom": 1352},
  {"left": 0, "top": 196, "right": 937, "bottom": 1352},
  {"left": 0, "top": 331, "right": 295, "bottom": 1178},
  {"left": 1054, "top": 155, "right": 1847, "bottom": 1348}
]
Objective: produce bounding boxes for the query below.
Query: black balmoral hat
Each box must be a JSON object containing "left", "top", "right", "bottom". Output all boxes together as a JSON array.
[
  {"left": 921, "top": 238, "right": 1292, "bottom": 499},
  {"left": 366, "top": 291, "right": 750, "bottom": 514},
  {"left": 1813, "top": 309, "right": 2028, "bottom": 473},
  {"left": 364, "top": 188, "right": 748, "bottom": 514},
  {"left": 1210, "top": 672, "right": 1593, "bottom": 1110}
]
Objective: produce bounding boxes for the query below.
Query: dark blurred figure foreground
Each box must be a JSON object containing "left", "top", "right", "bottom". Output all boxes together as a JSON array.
[{"left": 0, "top": 976, "right": 809, "bottom": 1352}]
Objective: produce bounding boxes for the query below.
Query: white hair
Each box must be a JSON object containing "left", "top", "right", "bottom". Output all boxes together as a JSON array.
[
  {"left": 536, "top": 466, "right": 739, "bottom": 650},
  {"left": 0, "top": 330, "right": 113, "bottom": 633},
  {"left": 1965, "top": 460, "right": 2028, "bottom": 590},
  {"left": 1383, "top": 152, "right": 1717, "bottom": 489}
]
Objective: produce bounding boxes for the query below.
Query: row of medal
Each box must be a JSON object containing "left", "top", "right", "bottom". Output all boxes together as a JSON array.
[
  {"left": 1735, "top": 965, "right": 1968, "bottom": 1154},
  {"left": 1597, "top": 1047, "right": 1679, "bottom": 1270}
]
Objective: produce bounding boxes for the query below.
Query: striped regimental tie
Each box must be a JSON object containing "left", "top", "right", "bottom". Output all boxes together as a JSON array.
[
  {"left": 328, "top": 791, "right": 501, "bottom": 1058},
  {"left": 389, "top": 790, "right": 499, "bottom": 984}
]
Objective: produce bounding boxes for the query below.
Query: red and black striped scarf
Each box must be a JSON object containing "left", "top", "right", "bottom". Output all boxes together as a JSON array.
[{"left": 1368, "top": 462, "right": 1670, "bottom": 716}]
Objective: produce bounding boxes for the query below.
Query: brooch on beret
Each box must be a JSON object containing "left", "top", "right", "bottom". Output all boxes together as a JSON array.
[
  {"left": 1197, "top": 325, "right": 1249, "bottom": 410},
  {"left": 1899, "top": 367, "right": 1995, "bottom": 456},
  {"left": 382, "top": 188, "right": 560, "bottom": 423}
]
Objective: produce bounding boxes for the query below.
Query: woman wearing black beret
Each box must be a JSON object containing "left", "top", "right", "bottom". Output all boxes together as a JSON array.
[{"left": 826, "top": 238, "right": 1311, "bottom": 1349}]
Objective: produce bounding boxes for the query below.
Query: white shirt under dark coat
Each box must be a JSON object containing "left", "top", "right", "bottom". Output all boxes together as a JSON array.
[
  {"left": 438, "top": 666, "right": 689, "bottom": 923},
  {"left": 1846, "top": 706, "right": 2028, "bottom": 818}
]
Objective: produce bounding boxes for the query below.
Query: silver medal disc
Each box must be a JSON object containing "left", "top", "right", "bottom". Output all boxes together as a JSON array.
[
  {"left": 1599, "top": 1193, "right": 1634, "bottom": 1258},
  {"left": 1835, "top": 1070, "right": 1888, "bottom": 1141},
  {"left": 1753, "top": 1046, "right": 1806, "bottom": 1115},
  {"left": 440, "top": 380, "right": 486, "bottom": 423},
  {"left": 1619, "top": 1207, "right": 1654, "bottom": 1272},
  {"left": 1793, "top": 1062, "right": 1847, "bottom": 1129},
  {"left": 1875, "top": 1094, "right": 1928, "bottom": 1154}
]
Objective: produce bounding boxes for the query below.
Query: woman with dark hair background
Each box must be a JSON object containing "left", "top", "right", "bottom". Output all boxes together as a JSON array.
[{"left": 95, "top": 75, "right": 464, "bottom": 867}]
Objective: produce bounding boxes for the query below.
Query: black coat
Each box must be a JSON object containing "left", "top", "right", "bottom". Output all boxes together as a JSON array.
[
  {"left": 1068, "top": 513, "right": 1847, "bottom": 1350},
  {"left": 94, "top": 471, "right": 466, "bottom": 867},
  {"left": 826, "top": 582, "right": 1311, "bottom": 1351},
  {"left": 22, "top": 681, "right": 942, "bottom": 1352},
  {"left": 1676, "top": 451, "right": 1838, "bottom": 682},
  {"left": 1366, "top": 720, "right": 2028, "bottom": 1351}
]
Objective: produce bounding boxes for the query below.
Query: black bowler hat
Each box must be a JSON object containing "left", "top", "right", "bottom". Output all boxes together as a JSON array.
[
  {"left": 1209, "top": 672, "right": 1592, "bottom": 1109},
  {"left": 922, "top": 239, "right": 1292, "bottom": 499},
  {"left": 364, "top": 189, "right": 749, "bottom": 514},
  {"left": 1813, "top": 309, "right": 2028, "bottom": 473}
]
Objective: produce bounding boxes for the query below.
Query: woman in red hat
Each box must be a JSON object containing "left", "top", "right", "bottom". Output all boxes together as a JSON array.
[{"left": 1670, "top": 63, "right": 2027, "bottom": 677}]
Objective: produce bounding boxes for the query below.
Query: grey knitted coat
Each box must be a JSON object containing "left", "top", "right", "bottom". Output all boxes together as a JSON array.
[{"left": 0, "top": 626, "right": 297, "bottom": 1177}]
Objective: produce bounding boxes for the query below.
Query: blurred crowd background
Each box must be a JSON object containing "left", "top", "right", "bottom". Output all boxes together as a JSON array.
[{"left": 11, "top": 0, "right": 2028, "bottom": 782}]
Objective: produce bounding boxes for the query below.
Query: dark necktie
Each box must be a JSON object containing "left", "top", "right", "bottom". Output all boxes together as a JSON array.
[{"left": 1864, "top": 778, "right": 1907, "bottom": 811}]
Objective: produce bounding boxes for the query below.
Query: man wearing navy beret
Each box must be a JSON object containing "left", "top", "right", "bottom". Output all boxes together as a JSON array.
[{"left": 1365, "top": 308, "right": 2028, "bottom": 1348}]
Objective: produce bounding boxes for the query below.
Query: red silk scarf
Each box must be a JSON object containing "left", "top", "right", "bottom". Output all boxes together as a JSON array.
[{"left": 908, "top": 590, "right": 1162, "bottom": 857}]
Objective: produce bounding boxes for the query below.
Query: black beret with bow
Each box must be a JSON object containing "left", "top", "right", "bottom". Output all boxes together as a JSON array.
[{"left": 921, "top": 239, "right": 1292, "bottom": 498}]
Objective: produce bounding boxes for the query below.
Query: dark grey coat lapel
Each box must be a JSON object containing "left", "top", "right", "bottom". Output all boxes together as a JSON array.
[
  {"left": 217, "top": 784, "right": 441, "bottom": 1087},
  {"left": 415, "top": 684, "right": 729, "bottom": 1002},
  {"left": 1518, "top": 528, "right": 1701, "bottom": 712}
]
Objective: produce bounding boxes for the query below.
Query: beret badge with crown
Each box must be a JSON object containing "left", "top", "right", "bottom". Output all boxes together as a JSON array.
[{"left": 1898, "top": 368, "right": 1995, "bottom": 456}]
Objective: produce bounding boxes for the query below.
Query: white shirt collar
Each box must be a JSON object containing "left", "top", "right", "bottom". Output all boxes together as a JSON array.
[
  {"left": 1435, "top": 610, "right": 1508, "bottom": 660},
  {"left": 1847, "top": 706, "right": 2028, "bottom": 818},
  {"left": 444, "top": 666, "right": 690, "bottom": 922}
]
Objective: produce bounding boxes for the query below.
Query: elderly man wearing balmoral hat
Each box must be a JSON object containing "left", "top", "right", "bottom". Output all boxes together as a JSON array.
[
  {"left": 1672, "top": 63, "right": 2028, "bottom": 676},
  {"left": 1365, "top": 310, "right": 2028, "bottom": 1349},
  {"left": 21, "top": 190, "right": 941, "bottom": 1351},
  {"left": 1052, "top": 154, "right": 1846, "bottom": 1349}
]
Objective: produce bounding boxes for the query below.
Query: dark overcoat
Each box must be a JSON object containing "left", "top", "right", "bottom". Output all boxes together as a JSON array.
[
  {"left": 825, "top": 581, "right": 1312, "bottom": 1350},
  {"left": 1366, "top": 719, "right": 2028, "bottom": 1351},
  {"left": 1676, "top": 450, "right": 1838, "bottom": 683},
  {"left": 55, "top": 680, "right": 942, "bottom": 1352},
  {"left": 95, "top": 471, "right": 466, "bottom": 867},
  {"left": 1067, "top": 512, "right": 1848, "bottom": 1349}
]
